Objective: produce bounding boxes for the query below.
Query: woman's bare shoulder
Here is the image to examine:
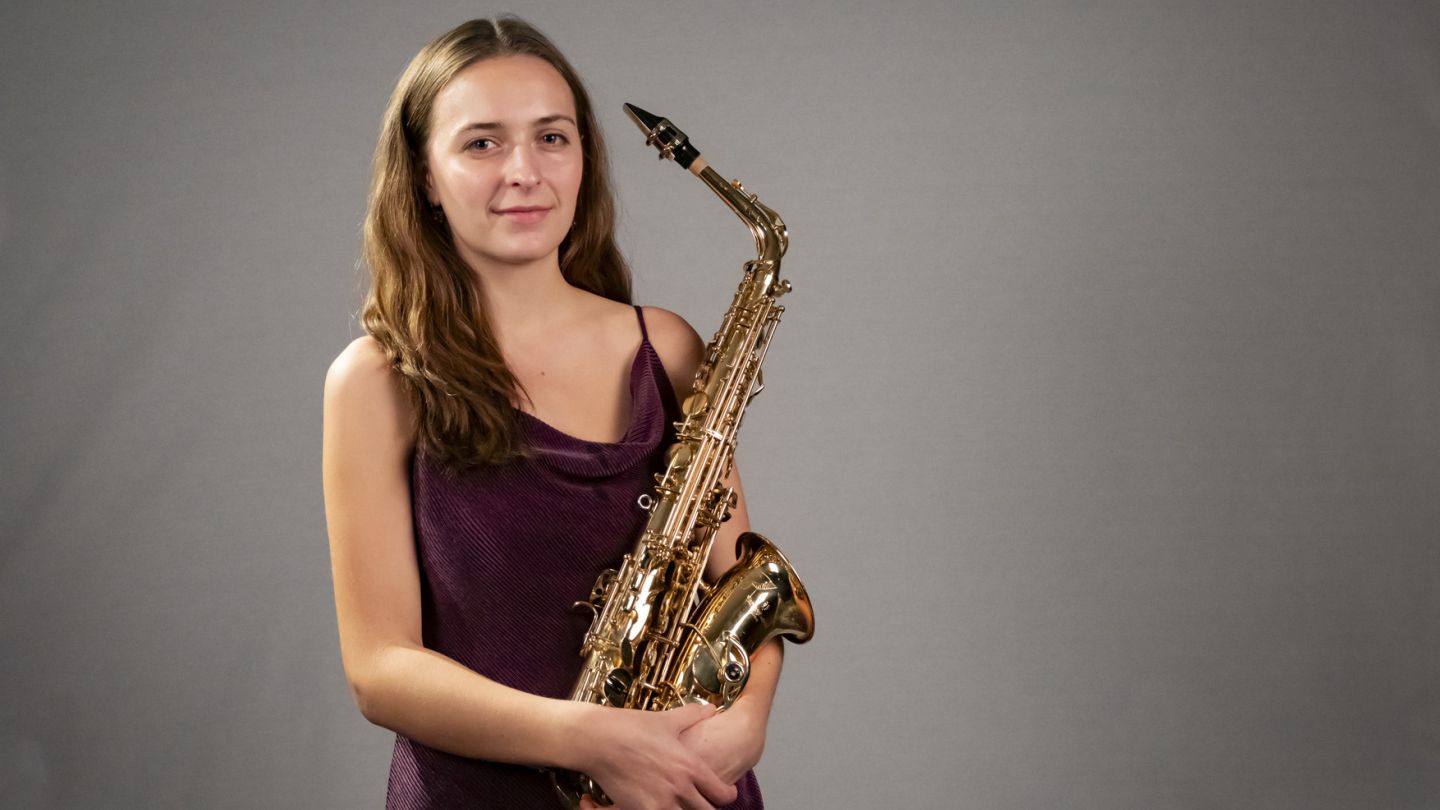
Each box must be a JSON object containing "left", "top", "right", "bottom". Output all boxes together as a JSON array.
[
  {"left": 329, "top": 335, "right": 388, "bottom": 376},
  {"left": 327, "top": 336, "right": 393, "bottom": 400},
  {"left": 324, "top": 336, "right": 414, "bottom": 444},
  {"left": 638, "top": 306, "right": 706, "bottom": 397}
]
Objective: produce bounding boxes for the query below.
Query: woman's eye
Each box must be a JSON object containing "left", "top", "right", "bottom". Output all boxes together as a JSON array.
[
  {"left": 541, "top": 132, "right": 570, "bottom": 146},
  {"left": 466, "top": 138, "right": 495, "bottom": 151}
]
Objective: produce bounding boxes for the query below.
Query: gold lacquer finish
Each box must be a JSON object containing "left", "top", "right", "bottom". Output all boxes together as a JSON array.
[{"left": 550, "top": 104, "right": 815, "bottom": 808}]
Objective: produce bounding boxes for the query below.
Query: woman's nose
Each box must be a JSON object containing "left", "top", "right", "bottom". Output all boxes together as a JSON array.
[{"left": 503, "top": 144, "right": 540, "bottom": 188}]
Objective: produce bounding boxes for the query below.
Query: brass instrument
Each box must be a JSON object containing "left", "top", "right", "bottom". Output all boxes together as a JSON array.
[{"left": 551, "top": 104, "right": 815, "bottom": 807}]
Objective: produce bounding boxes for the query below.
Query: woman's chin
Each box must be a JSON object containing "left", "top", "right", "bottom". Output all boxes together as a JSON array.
[{"left": 459, "top": 243, "right": 564, "bottom": 271}]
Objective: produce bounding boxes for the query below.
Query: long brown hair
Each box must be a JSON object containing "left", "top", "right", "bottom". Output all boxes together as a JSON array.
[{"left": 360, "top": 17, "right": 631, "bottom": 474}]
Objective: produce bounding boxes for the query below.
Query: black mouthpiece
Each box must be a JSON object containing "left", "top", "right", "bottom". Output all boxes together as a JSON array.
[
  {"left": 622, "top": 103, "right": 665, "bottom": 133},
  {"left": 622, "top": 102, "right": 701, "bottom": 169}
]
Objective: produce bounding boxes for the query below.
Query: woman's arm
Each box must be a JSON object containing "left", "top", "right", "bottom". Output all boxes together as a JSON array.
[
  {"left": 322, "top": 336, "right": 736, "bottom": 808},
  {"left": 677, "top": 462, "right": 785, "bottom": 784},
  {"left": 642, "top": 307, "right": 789, "bottom": 781}
]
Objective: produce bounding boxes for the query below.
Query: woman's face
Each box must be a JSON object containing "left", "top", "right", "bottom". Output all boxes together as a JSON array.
[{"left": 423, "top": 55, "right": 583, "bottom": 272}]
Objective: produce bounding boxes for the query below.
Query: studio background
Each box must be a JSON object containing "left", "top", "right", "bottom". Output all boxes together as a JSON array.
[{"left": 2, "top": 1, "right": 1437, "bottom": 808}]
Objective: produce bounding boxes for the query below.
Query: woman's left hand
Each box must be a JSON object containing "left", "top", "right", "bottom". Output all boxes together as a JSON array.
[
  {"left": 676, "top": 703, "right": 764, "bottom": 787},
  {"left": 577, "top": 704, "right": 763, "bottom": 809}
]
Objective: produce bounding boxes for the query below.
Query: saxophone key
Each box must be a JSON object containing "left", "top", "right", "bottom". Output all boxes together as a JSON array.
[
  {"left": 666, "top": 443, "right": 692, "bottom": 468},
  {"left": 681, "top": 391, "right": 708, "bottom": 416}
]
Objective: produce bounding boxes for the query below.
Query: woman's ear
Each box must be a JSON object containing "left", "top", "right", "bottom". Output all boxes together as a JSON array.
[{"left": 422, "top": 159, "right": 438, "bottom": 206}]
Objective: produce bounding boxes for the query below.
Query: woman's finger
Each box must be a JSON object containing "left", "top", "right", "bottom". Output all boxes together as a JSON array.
[
  {"left": 665, "top": 701, "right": 717, "bottom": 735},
  {"left": 691, "top": 759, "right": 738, "bottom": 808},
  {"left": 680, "top": 783, "right": 720, "bottom": 810}
]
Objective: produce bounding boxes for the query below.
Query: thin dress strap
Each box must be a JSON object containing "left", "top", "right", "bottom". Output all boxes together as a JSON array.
[{"left": 633, "top": 304, "right": 649, "bottom": 344}]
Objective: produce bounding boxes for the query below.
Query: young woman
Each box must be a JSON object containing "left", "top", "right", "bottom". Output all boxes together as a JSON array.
[{"left": 322, "top": 17, "right": 783, "bottom": 809}]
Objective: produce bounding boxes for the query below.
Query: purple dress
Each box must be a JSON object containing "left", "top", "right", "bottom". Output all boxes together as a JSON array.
[{"left": 386, "top": 306, "right": 764, "bottom": 809}]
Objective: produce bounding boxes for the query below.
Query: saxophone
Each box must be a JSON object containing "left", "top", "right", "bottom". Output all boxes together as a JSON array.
[{"left": 550, "top": 104, "right": 815, "bottom": 807}]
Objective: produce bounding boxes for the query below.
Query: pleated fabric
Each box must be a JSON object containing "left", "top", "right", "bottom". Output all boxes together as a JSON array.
[{"left": 385, "top": 306, "right": 763, "bottom": 809}]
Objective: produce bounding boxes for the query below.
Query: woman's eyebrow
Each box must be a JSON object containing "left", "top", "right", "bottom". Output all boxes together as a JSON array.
[{"left": 452, "top": 114, "right": 578, "bottom": 137}]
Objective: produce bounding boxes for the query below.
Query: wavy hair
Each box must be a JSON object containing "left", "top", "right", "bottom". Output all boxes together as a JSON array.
[{"left": 360, "top": 17, "right": 631, "bottom": 474}]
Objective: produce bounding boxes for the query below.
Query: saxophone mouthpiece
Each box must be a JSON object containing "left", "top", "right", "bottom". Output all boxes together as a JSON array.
[
  {"left": 622, "top": 102, "right": 702, "bottom": 170},
  {"left": 622, "top": 103, "right": 664, "bottom": 134}
]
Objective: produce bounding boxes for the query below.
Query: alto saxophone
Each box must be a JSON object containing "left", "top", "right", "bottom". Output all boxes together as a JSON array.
[{"left": 550, "top": 104, "right": 815, "bottom": 807}]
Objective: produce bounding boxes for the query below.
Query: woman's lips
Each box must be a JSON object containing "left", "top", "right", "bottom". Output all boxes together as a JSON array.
[{"left": 495, "top": 207, "right": 550, "bottom": 225}]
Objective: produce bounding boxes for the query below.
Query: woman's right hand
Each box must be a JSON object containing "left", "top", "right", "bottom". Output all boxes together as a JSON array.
[{"left": 575, "top": 703, "right": 739, "bottom": 810}]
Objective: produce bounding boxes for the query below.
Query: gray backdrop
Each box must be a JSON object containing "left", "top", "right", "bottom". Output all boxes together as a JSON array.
[{"left": 2, "top": 1, "right": 1437, "bottom": 808}]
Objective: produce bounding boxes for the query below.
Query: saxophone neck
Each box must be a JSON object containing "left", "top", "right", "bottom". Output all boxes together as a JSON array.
[
  {"left": 623, "top": 103, "right": 789, "bottom": 279},
  {"left": 694, "top": 165, "right": 789, "bottom": 270}
]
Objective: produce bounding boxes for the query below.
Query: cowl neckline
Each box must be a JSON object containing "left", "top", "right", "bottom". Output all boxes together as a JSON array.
[{"left": 515, "top": 337, "right": 672, "bottom": 478}]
